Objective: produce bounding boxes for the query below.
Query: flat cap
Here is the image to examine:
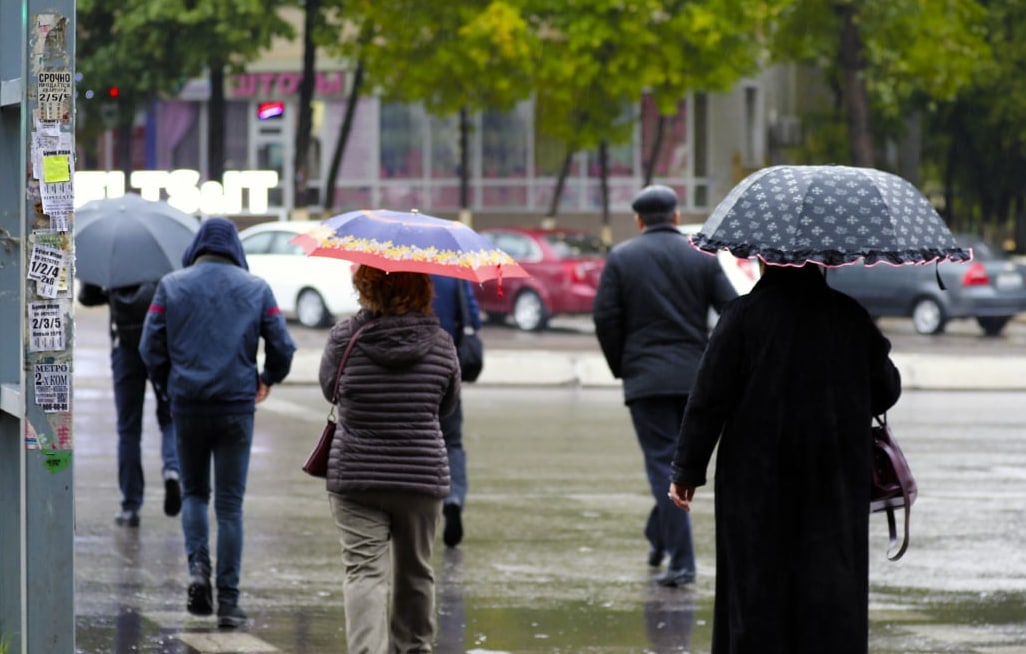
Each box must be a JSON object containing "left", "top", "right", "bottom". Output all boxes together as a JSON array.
[{"left": 631, "top": 184, "right": 678, "bottom": 215}]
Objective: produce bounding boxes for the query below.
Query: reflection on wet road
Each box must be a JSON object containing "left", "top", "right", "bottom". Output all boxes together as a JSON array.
[{"left": 73, "top": 306, "right": 1026, "bottom": 653}]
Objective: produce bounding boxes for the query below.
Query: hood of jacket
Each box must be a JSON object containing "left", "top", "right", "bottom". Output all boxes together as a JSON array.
[
  {"left": 182, "top": 217, "right": 249, "bottom": 269},
  {"left": 357, "top": 312, "right": 444, "bottom": 368}
]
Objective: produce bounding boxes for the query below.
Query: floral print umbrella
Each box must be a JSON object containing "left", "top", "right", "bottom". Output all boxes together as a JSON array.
[
  {"left": 691, "top": 165, "right": 973, "bottom": 267},
  {"left": 290, "top": 209, "right": 529, "bottom": 283}
]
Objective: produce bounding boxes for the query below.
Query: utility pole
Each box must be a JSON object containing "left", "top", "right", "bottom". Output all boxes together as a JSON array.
[{"left": 1, "top": 2, "right": 76, "bottom": 653}]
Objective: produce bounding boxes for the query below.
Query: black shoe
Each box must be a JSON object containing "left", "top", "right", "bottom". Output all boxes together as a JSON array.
[
  {"left": 163, "top": 474, "right": 182, "bottom": 517},
  {"left": 443, "top": 503, "right": 463, "bottom": 548},
  {"left": 648, "top": 547, "right": 664, "bottom": 567},
  {"left": 656, "top": 568, "right": 696, "bottom": 587},
  {"left": 114, "top": 510, "right": 140, "bottom": 527},
  {"left": 217, "top": 604, "right": 249, "bottom": 629},
  {"left": 186, "top": 574, "right": 213, "bottom": 616}
]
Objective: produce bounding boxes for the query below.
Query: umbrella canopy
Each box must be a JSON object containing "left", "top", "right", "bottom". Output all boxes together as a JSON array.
[
  {"left": 75, "top": 193, "right": 200, "bottom": 288},
  {"left": 290, "top": 209, "right": 530, "bottom": 283},
  {"left": 692, "top": 165, "right": 973, "bottom": 267}
]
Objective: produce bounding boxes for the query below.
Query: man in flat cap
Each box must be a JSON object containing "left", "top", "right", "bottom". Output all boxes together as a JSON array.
[{"left": 593, "top": 184, "right": 737, "bottom": 587}]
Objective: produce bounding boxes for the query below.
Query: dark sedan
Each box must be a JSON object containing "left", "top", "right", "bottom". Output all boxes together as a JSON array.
[
  {"left": 827, "top": 235, "right": 1026, "bottom": 335},
  {"left": 474, "top": 227, "right": 607, "bottom": 331}
]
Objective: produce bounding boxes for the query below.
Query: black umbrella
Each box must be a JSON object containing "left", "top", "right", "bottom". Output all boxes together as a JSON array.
[
  {"left": 75, "top": 194, "right": 200, "bottom": 288},
  {"left": 692, "top": 165, "right": 972, "bottom": 267}
]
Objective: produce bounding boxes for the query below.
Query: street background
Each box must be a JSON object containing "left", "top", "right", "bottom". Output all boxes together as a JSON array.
[{"left": 73, "top": 305, "right": 1026, "bottom": 653}]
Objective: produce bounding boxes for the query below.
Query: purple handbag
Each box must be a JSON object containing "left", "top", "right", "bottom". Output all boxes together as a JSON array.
[{"left": 870, "top": 415, "right": 917, "bottom": 561}]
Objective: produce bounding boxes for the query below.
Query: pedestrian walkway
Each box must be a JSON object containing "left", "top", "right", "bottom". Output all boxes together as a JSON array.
[{"left": 280, "top": 347, "right": 1026, "bottom": 390}]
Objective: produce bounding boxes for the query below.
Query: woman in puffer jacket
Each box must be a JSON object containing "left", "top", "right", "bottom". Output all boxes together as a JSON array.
[{"left": 318, "top": 264, "right": 460, "bottom": 654}]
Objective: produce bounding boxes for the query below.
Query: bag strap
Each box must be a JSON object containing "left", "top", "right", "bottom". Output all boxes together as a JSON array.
[
  {"left": 330, "top": 320, "right": 376, "bottom": 406},
  {"left": 876, "top": 414, "right": 912, "bottom": 561}
]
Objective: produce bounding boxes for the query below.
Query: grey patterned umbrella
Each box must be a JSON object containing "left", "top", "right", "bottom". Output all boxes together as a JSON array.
[{"left": 692, "top": 165, "right": 972, "bottom": 267}]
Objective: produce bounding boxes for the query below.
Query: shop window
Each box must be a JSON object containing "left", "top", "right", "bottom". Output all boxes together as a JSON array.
[
  {"left": 225, "top": 101, "right": 249, "bottom": 170},
  {"left": 641, "top": 95, "right": 689, "bottom": 178},
  {"left": 429, "top": 114, "right": 460, "bottom": 178},
  {"left": 482, "top": 103, "right": 528, "bottom": 178},
  {"left": 380, "top": 102, "right": 424, "bottom": 179}
]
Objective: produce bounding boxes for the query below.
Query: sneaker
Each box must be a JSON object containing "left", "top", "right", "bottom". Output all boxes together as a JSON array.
[
  {"left": 163, "top": 472, "right": 182, "bottom": 517},
  {"left": 217, "top": 604, "right": 249, "bottom": 629},
  {"left": 656, "top": 568, "right": 696, "bottom": 588},
  {"left": 114, "top": 509, "right": 140, "bottom": 527},
  {"left": 186, "top": 574, "right": 213, "bottom": 616},
  {"left": 442, "top": 503, "right": 463, "bottom": 548}
]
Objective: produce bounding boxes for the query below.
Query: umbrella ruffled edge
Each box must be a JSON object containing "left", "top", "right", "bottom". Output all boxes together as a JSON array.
[{"left": 691, "top": 234, "right": 973, "bottom": 268}]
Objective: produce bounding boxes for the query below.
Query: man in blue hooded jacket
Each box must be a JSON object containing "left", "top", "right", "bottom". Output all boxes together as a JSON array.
[{"left": 140, "top": 217, "right": 296, "bottom": 629}]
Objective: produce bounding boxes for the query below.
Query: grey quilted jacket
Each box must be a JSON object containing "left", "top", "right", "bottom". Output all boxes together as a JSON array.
[{"left": 318, "top": 309, "right": 460, "bottom": 498}]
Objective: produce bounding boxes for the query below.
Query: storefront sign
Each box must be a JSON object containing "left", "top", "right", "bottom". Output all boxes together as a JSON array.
[
  {"left": 74, "top": 169, "right": 280, "bottom": 215},
  {"left": 230, "top": 71, "right": 344, "bottom": 98}
]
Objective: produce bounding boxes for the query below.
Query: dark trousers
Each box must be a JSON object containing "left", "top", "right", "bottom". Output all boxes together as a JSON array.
[
  {"left": 440, "top": 398, "right": 466, "bottom": 507},
  {"left": 111, "top": 341, "right": 177, "bottom": 512},
  {"left": 174, "top": 412, "right": 254, "bottom": 607},
  {"left": 628, "top": 396, "right": 695, "bottom": 573}
]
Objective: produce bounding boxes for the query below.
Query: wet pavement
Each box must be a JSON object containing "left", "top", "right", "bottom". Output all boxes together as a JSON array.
[{"left": 71, "top": 306, "right": 1026, "bottom": 653}]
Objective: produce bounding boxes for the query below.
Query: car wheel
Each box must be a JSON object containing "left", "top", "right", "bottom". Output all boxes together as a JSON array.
[
  {"left": 911, "top": 297, "right": 946, "bottom": 335},
  {"left": 512, "top": 290, "right": 549, "bottom": 332},
  {"left": 296, "top": 289, "right": 331, "bottom": 328},
  {"left": 977, "top": 316, "right": 1011, "bottom": 336}
]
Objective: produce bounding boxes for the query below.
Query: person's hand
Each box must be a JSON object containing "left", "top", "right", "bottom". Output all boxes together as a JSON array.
[
  {"left": 668, "top": 483, "right": 695, "bottom": 512},
  {"left": 255, "top": 381, "right": 270, "bottom": 404}
]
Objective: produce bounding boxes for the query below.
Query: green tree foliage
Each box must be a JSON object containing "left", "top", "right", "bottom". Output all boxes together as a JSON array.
[
  {"left": 77, "top": 0, "right": 294, "bottom": 177},
  {"left": 525, "top": 0, "right": 778, "bottom": 221},
  {"left": 923, "top": 0, "right": 1026, "bottom": 244},
  {"left": 772, "top": 0, "right": 990, "bottom": 167}
]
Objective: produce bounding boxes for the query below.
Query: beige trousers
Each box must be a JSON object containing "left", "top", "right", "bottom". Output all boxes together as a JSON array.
[{"left": 329, "top": 491, "right": 442, "bottom": 654}]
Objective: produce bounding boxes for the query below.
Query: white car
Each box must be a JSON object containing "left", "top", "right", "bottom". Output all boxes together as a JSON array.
[
  {"left": 679, "top": 223, "right": 760, "bottom": 295},
  {"left": 238, "top": 221, "right": 361, "bottom": 328}
]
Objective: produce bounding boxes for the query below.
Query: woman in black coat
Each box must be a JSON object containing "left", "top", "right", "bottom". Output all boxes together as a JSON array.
[{"left": 669, "top": 264, "right": 902, "bottom": 654}]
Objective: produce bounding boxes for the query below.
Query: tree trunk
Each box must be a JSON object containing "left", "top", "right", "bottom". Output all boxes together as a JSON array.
[
  {"left": 207, "top": 63, "right": 226, "bottom": 183},
  {"left": 547, "top": 151, "right": 573, "bottom": 218},
  {"left": 835, "top": 2, "right": 874, "bottom": 167},
  {"left": 294, "top": 0, "right": 319, "bottom": 214},
  {"left": 599, "top": 140, "right": 610, "bottom": 242},
  {"left": 643, "top": 115, "right": 666, "bottom": 186},
  {"left": 459, "top": 106, "right": 470, "bottom": 216},
  {"left": 324, "top": 60, "right": 365, "bottom": 213}
]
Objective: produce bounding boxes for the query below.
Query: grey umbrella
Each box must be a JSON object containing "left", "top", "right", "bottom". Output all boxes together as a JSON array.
[
  {"left": 75, "top": 193, "right": 200, "bottom": 288},
  {"left": 692, "top": 165, "right": 972, "bottom": 267}
]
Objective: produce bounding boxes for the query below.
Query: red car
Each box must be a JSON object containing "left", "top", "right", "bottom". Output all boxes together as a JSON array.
[{"left": 475, "top": 227, "right": 607, "bottom": 331}]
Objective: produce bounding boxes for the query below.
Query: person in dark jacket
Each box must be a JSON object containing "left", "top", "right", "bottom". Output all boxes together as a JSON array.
[
  {"left": 139, "top": 217, "right": 296, "bottom": 629},
  {"left": 669, "top": 264, "right": 902, "bottom": 654},
  {"left": 593, "top": 184, "right": 737, "bottom": 587},
  {"left": 320, "top": 265, "right": 459, "bottom": 654},
  {"left": 430, "top": 274, "right": 482, "bottom": 548},
  {"left": 78, "top": 280, "right": 180, "bottom": 527}
]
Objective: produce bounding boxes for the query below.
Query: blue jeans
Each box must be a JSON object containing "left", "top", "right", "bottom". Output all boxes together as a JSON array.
[
  {"left": 628, "top": 396, "right": 695, "bottom": 574},
  {"left": 440, "top": 398, "right": 466, "bottom": 506},
  {"left": 174, "top": 412, "right": 254, "bottom": 607},
  {"left": 111, "top": 342, "right": 177, "bottom": 512}
]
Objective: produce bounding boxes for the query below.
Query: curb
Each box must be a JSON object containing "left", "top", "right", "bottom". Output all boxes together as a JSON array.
[{"left": 279, "top": 350, "right": 1026, "bottom": 391}]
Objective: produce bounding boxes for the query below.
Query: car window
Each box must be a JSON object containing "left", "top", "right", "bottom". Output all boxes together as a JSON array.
[
  {"left": 268, "top": 232, "right": 306, "bottom": 256},
  {"left": 956, "top": 236, "right": 1006, "bottom": 261},
  {"left": 487, "top": 232, "right": 539, "bottom": 261},
  {"left": 241, "top": 231, "right": 274, "bottom": 255},
  {"left": 542, "top": 232, "right": 606, "bottom": 258}
]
